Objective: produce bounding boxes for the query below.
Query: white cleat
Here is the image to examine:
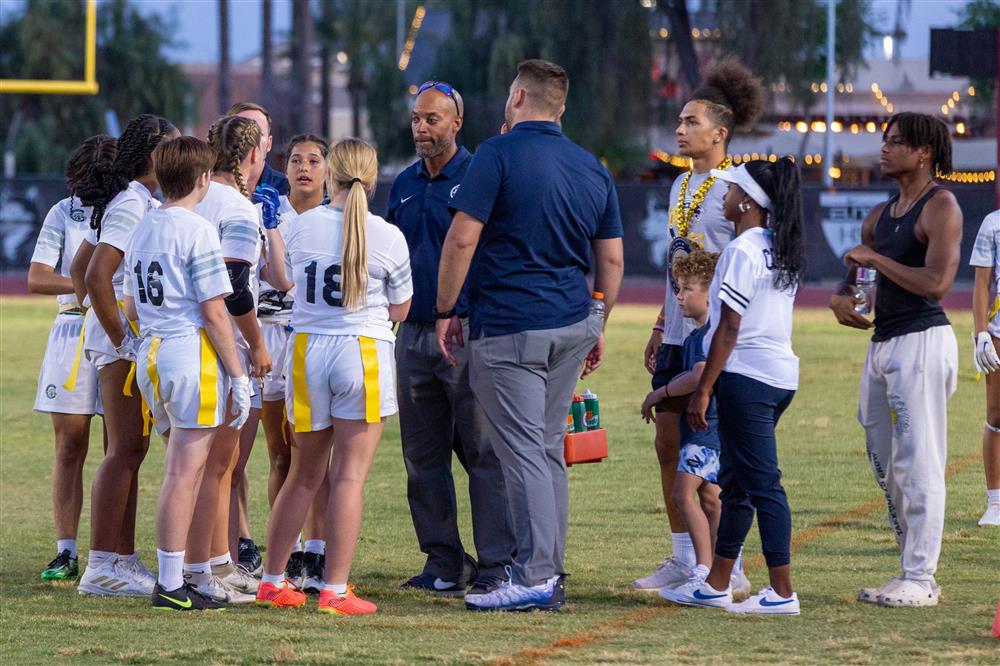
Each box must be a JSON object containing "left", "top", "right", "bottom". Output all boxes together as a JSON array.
[
  {"left": 658, "top": 577, "right": 731, "bottom": 608},
  {"left": 877, "top": 579, "right": 939, "bottom": 608},
  {"left": 730, "top": 569, "right": 752, "bottom": 602},
  {"left": 727, "top": 586, "right": 800, "bottom": 615},
  {"left": 116, "top": 554, "right": 156, "bottom": 590},
  {"left": 978, "top": 504, "right": 1000, "bottom": 527},
  {"left": 632, "top": 557, "right": 693, "bottom": 591},
  {"left": 185, "top": 571, "right": 254, "bottom": 604},
  {"left": 858, "top": 576, "right": 903, "bottom": 604},
  {"left": 213, "top": 562, "right": 259, "bottom": 595},
  {"left": 78, "top": 559, "right": 153, "bottom": 597}
]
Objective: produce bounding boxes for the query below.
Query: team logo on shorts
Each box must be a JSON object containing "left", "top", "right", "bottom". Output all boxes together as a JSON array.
[
  {"left": 450, "top": 184, "right": 461, "bottom": 199},
  {"left": 45, "top": 384, "right": 57, "bottom": 399}
]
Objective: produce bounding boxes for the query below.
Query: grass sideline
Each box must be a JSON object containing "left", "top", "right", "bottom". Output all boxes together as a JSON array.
[{"left": 1, "top": 297, "right": 996, "bottom": 665}]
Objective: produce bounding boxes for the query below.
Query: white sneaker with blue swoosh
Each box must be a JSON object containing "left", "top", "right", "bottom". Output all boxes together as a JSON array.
[
  {"left": 658, "top": 577, "right": 732, "bottom": 608},
  {"left": 726, "top": 586, "right": 800, "bottom": 615}
]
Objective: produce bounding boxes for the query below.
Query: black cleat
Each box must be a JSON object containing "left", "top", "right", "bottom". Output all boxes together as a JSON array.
[
  {"left": 285, "top": 551, "right": 305, "bottom": 587},
  {"left": 237, "top": 537, "right": 262, "bottom": 576},
  {"left": 301, "top": 552, "right": 325, "bottom": 594},
  {"left": 151, "top": 582, "right": 225, "bottom": 611}
]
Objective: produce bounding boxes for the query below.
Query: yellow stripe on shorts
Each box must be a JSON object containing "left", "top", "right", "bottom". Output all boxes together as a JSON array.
[
  {"left": 63, "top": 319, "right": 87, "bottom": 392},
  {"left": 359, "top": 336, "right": 380, "bottom": 424},
  {"left": 292, "top": 333, "right": 311, "bottom": 432},
  {"left": 198, "top": 329, "right": 219, "bottom": 426},
  {"left": 989, "top": 295, "right": 1000, "bottom": 322},
  {"left": 146, "top": 337, "right": 162, "bottom": 403}
]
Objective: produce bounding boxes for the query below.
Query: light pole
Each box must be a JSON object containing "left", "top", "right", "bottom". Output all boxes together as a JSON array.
[{"left": 823, "top": 0, "right": 835, "bottom": 188}]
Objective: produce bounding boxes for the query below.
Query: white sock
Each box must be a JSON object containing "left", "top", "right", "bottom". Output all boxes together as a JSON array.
[
  {"left": 57, "top": 539, "right": 77, "bottom": 558},
  {"left": 692, "top": 564, "right": 710, "bottom": 580},
  {"left": 209, "top": 553, "right": 233, "bottom": 567},
  {"left": 87, "top": 549, "right": 115, "bottom": 569},
  {"left": 671, "top": 532, "right": 696, "bottom": 568},
  {"left": 292, "top": 533, "right": 304, "bottom": 554},
  {"left": 262, "top": 572, "right": 285, "bottom": 586},
  {"left": 184, "top": 560, "right": 210, "bottom": 575},
  {"left": 734, "top": 549, "right": 745, "bottom": 574},
  {"left": 323, "top": 582, "right": 348, "bottom": 595},
  {"left": 304, "top": 539, "right": 325, "bottom": 555},
  {"left": 988, "top": 488, "right": 1000, "bottom": 505},
  {"left": 117, "top": 552, "right": 136, "bottom": 560},
  {"left": 157, "top": 549, "right": 185, "bottom": 590}
]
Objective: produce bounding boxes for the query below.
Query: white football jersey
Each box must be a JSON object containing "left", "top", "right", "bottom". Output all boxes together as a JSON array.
[
  {"left": 30, "top": 196, "right": 93, "bottom": 308},
  {"left": 284, "top": 205, "right": 412, "bottom": 341},
  {"left": 970, "top": 209, "right": 1000, "bottom": 336},
  {"left": 704, "top": 226, "right": 799, "bottom": 390},
  {"left": 87, "top": 181, "right": 160, "bottom": 298},
  {"left": 259, "top": 195, "right": 304, "bottom": 301},
  {"left": 123, "top": 207, "right": 232, "bottom": 338}
]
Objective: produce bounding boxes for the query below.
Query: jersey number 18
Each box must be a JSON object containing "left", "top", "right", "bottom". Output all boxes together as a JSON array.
[{"left": 303, "top": 261, "right": 343, "bottom": 307}]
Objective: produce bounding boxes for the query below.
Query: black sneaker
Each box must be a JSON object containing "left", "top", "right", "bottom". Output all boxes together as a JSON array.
[
  {"left": 462, "top": 553, "right": 478, "bottom": 585},
  {"left": 285, "top": 551, "right": 305, "bottom": 587},
  {"left": 238, "top": 537, "right": 262, "bottom": 576},
  {"left": 301, "top": 552, "right": 325, "bottom": 594},
  {"left": 151, "top": 582, "right": 225, "bottom": 611},
  {"left": 549, "top": 574, "right": 567, "bottom": 610},
  {"left": 41, "top": 549, "right": 79, "bottom": 580},
  {"left": 400, "top": 573, "right": 466, "bottom": 597}
]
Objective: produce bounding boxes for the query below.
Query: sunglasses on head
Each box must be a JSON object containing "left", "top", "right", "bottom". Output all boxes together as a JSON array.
[{"left": 418, "top": 81, "right": 462, "bottom": 117}]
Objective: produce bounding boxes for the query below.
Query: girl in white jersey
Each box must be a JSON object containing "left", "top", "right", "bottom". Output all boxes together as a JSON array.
[
  {"left": 665, "top": 158, "right": 805, "bottom": 615},
  {"left": 969, "top": 208, "right": 1000, "bottom": 526},
  {"left": 71, "top": 115, "right": 179, "bottom": 598},
  {"left": 29, "top": 136, "right": 116, "bottom": 581},
  {"left": 183, "top": 115, "right": 291, "bottom": 604},
  {"left": 255, "top": 138, "right": 412, "bottom": 615},
  {"left": 120, "top": 136, "right": 253, "bottom": 610}
]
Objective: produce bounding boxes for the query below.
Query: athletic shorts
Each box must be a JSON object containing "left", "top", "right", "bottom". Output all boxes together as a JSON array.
[
  {"left": 651, "top": 344, "right": 684, "bottom": 413},
  {"left": 136, "top": 331, "right": 230, "bottom": 435},
  {"left": 677, "top": 442, "right": 720, "bottom": 484},
  {"left": 285, "top": 333, "right": 397, "bottom": 431},
  {"left": 83, "top": 303, "right": 136, "bottom": 370},
  {"left": 261, "top": 321, "right": 292, "bottom": 402},
  {"left": 34, "top": 313, "right": 102, "bottom": 415}
]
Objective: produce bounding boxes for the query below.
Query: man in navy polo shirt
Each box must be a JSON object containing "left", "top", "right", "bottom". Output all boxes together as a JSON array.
[
  {"left": 387, "top": 82, "right": 515, "bottom": 598},
  {"left": 436, "top": 59, "right": 624, "bottom": 612}
]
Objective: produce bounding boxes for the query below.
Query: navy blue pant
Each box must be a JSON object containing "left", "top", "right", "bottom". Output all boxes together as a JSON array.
[{"left": 714, "top": 372, "right": 795, "bottom": 568}]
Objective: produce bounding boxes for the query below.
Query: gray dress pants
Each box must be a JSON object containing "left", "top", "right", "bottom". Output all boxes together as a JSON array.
[
  {"left": 469, "top": 314, "right": 602, "bottom": 586},
  {"left": 396, "top": 321, "right": 515, "bottom": 580}
]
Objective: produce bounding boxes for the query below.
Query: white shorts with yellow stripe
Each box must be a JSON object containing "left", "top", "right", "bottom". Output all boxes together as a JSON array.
[
  {"left": 261, "top": 321, "right": 293, "bottom": 402},
  {"left": 136, "top": 330, "right": 229, "bottom": 435},
  {"left": 285, "top": 333, "right": 397, "bottom": 431},
  {"left": 34, "top": 312, "right": 102, "bottom": 415},
  {"left": 83, "top": 303, "right": 137, "bottom": 370}
]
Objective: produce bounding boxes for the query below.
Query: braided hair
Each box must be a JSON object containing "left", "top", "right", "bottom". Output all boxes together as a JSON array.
[
  {"left": 883, "top": 112, "right": 953, "bottom": 175},
  {"left": 64, "top": 135, "right": 117, "bottom": 219},
  {"left": 690, "top": 57, "right": 764, "bottom": 146},
  {"left": 75, "top": 115, "right": 174, "bottom": 238},
  {"left": 207, "top": 115, "right": 262, "bottom": 198}
]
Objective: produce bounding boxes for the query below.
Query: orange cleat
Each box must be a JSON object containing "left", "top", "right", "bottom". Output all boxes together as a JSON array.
[
  {"left": 317, "top": 585, "right": 377, "bottom": 615},
  {"left": 255, "top": 580, "right": 306, "bottom": 608}
]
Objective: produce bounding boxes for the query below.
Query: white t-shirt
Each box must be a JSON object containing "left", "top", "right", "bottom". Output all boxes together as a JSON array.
[
  {"left": 662, "top": 170, "right": 735, "bottom": 345},
  {"left": 30, "top": 196, "right": 93, "bottom": 309},
  {"left": 970, "top": 209, "right": 1000, "bottom": 335},
  {"left": 704, "top": 226, "right": 799, "bottom": 390},
  {"left": 88, "top": 181, "right": 160, "bottom": 298},
  {"left": 123, "top": 207, "right": 232, "bottom": 338},
  {"left": 195, "top": 181, "right": 263, "bottom": 304},
  {"left": 284, "top": 205, "right": 412, "bottom": 341}
]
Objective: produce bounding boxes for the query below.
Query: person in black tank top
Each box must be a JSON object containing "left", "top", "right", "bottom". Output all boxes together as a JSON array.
[{"left": 829, "top": 112, "right": 962, "bottom": 608}]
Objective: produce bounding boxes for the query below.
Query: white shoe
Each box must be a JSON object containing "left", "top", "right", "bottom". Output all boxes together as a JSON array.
[
  {"left": 464, "top": 572, "right": 560, "bottom": 612},
  {"left": 730, "top": 569, "right": 752, "bottom": 601},
  {"left": 979, "top": 503, "right": 1000, "bottom": 526},
  {"left": 658, "top": 577, "right": 731, "bottom": 608},
  {"left": 858, "top": 576, "right": 904, "bottom": 604},
  {"left": 727, "top": 586, "right": 800, "bottom": 615},
  {"left": 877, "top": 579, "right": 939, "bottom": 607},
  {"left": 213, "top": 562, "right": 259, "bottom": 594},
  {"left": 117, "top": 554, "right": 156, "bottom": 590},
  {"left": 632, "top": 557, "right": 693, "bottom": 591},
  {"left": 78, "top": 559, "right": 152, "bottom": 597},
  {"left": 185, "top": 570, "right": 254, "bottom": 604}
]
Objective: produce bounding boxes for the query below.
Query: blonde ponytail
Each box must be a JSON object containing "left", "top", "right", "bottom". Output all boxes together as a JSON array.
[{"left": 326, "top": 138, "right": 378, "bottom": 311}]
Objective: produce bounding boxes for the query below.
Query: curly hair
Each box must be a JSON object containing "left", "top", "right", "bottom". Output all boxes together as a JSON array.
[
  {"left": 207, "top": 115, "right": 262, "bottom": 198},
  {"left": 672, "top": 250, "right": 720, "bottom": 289},
  {"left": 690, "top": 56, "right": 764, "bottom": 143},
  {"left": 64, "top": 135, "right": 117, "bottom": 191},
  {"left": 883, "top": 112, "right": 953, "bottom": 175}
]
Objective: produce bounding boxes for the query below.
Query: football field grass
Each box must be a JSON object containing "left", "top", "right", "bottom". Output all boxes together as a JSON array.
[{"left": 1, "top": 297, "right": 997, "bottom": 664}]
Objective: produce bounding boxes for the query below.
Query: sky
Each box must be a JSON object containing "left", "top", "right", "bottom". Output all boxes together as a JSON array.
[{"left": 129, "top": 0, "right": 972, "bottom": 65}]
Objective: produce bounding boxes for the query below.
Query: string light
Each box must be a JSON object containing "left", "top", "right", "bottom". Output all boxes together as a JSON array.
[
  {"left": 938, "top": 169, "right": 996, "bottom": 184},
  {"left": 397, "top": 5, "right": 426, "bottom": 71}
]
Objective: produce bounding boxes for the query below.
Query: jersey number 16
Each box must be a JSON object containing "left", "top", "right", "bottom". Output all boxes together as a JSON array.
[{"left": 133, "top": 260, "right": 164, "bottom": 306}]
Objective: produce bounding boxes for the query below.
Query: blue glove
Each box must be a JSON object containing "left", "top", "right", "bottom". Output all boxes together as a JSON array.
[{"left": 253, "top": 184, "right": 281, "bottom": 229}]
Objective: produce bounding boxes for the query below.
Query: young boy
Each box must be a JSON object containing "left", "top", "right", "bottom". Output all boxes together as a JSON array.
[{"left": 641, "top": 251, "right": 749, "bottom": 597}]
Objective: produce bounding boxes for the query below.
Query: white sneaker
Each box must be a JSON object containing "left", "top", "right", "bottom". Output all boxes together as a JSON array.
[
  {"left": 213, "top": 562, "right": 259, "bottom": 594},
  {"left": 877, "top": 578, "right": 939, "bottom": 608},
  {"left": 730, "top": 569, "right": 752, "bottom": 601},
  {"left": 117, "top": 554, "right": 156, "bottom": 590},
  {"left": 858, "top": 576, "right": 903, "bottom": 604},
  {"left": 465, "top": 568, "right": 561, "bottom": 612},
  {"left": 727, "top": 586, "right": 800, "bottom": 615},
  {"left": 658, "top": 577, "right": 731, "bottom": 608},
  {"left": 632, "top": 557, "right": 693, "bottom": 591},
  {"left": 979, "top": 503, "right": 1000, "bottom": 526},
  {"left": 185, "top": 570, "right": 254, "bottom": 604},
  {"left": 78, "top": 559, "right": 151, "bottom": 597}
]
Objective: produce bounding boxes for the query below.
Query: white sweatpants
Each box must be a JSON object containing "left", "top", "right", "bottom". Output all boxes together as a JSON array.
[{"left": 857, "top": 325, "right": 958, "bottom": 582}]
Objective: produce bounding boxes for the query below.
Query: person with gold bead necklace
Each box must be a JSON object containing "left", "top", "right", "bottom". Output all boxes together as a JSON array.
[{"left": 633, "top": 57, "right": 764, "bottom": 597}]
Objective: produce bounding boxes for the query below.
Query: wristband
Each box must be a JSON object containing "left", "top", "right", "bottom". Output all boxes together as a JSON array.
[
  {"left": 652, "top": 325, "right": 664, "bottom": 333},
  {"left": 433, "top": 307, "right": 457, "bottom": 320}
]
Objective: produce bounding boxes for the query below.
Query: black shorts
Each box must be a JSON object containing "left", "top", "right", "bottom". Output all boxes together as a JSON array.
[{"left": 651, "top": 344, "right": 684, "bottom": 413}]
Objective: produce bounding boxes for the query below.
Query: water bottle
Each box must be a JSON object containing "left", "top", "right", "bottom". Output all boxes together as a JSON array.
[
  {"left": 582, "top": 389, "right": 600, "bottom": 429},
  {"left": 571, "top": 395, "right": 587, "bottom": 433},
  {"left": 589, "top": 291, "right": 605, "bottom": 318},
  {"left": 854, "top": 268, "right": 877, "bottom": 315}
]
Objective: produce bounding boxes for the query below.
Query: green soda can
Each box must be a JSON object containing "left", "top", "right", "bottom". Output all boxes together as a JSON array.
[
  {"left": 582, "top": 389, "right": 600, "bottom": 429},
  {"left": 571, "top": 396, "right": 587, "bottom": 433}
]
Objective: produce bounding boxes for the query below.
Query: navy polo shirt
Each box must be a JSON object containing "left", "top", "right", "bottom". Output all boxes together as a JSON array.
[
  {"left": 260, "top": 162, "right": 290, "bottom": 196},
  {"left": 387, "top": 146, "right": 472, "bottom": 323},
  {"left": 448, "top": 121, "right": 622, "bottom": 339}
]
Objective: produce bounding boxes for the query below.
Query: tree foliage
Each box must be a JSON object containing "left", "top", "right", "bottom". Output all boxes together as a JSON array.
[
  {"left": 956, "top": 0, "right": 1000, "bottom": 113},
  {"left": 0, "top": 0, "right": 190, "bottom": 174}
]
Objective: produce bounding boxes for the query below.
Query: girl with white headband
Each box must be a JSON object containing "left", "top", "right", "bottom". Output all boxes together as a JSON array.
[{"left": 660, "top": 158, "right": 805, "bottom": 615}]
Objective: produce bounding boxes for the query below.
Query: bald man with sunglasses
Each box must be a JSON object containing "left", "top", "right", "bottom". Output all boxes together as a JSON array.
[{"left": 387, "top": 81, "right": 515, "bottom": 599}]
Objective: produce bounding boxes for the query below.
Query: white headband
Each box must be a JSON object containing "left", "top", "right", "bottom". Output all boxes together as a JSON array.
[{"left": 710, "top": 163, "right": 772, "bottom": 210}]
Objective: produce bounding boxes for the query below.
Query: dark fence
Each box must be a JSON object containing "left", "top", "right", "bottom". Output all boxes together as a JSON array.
[{"left": 1, "top": 176, "right": 993, "bottom": 280}]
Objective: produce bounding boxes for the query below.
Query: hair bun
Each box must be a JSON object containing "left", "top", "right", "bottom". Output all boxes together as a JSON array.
[{"left": 700, "top": 56, "right": 764, "bottom": 131}]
